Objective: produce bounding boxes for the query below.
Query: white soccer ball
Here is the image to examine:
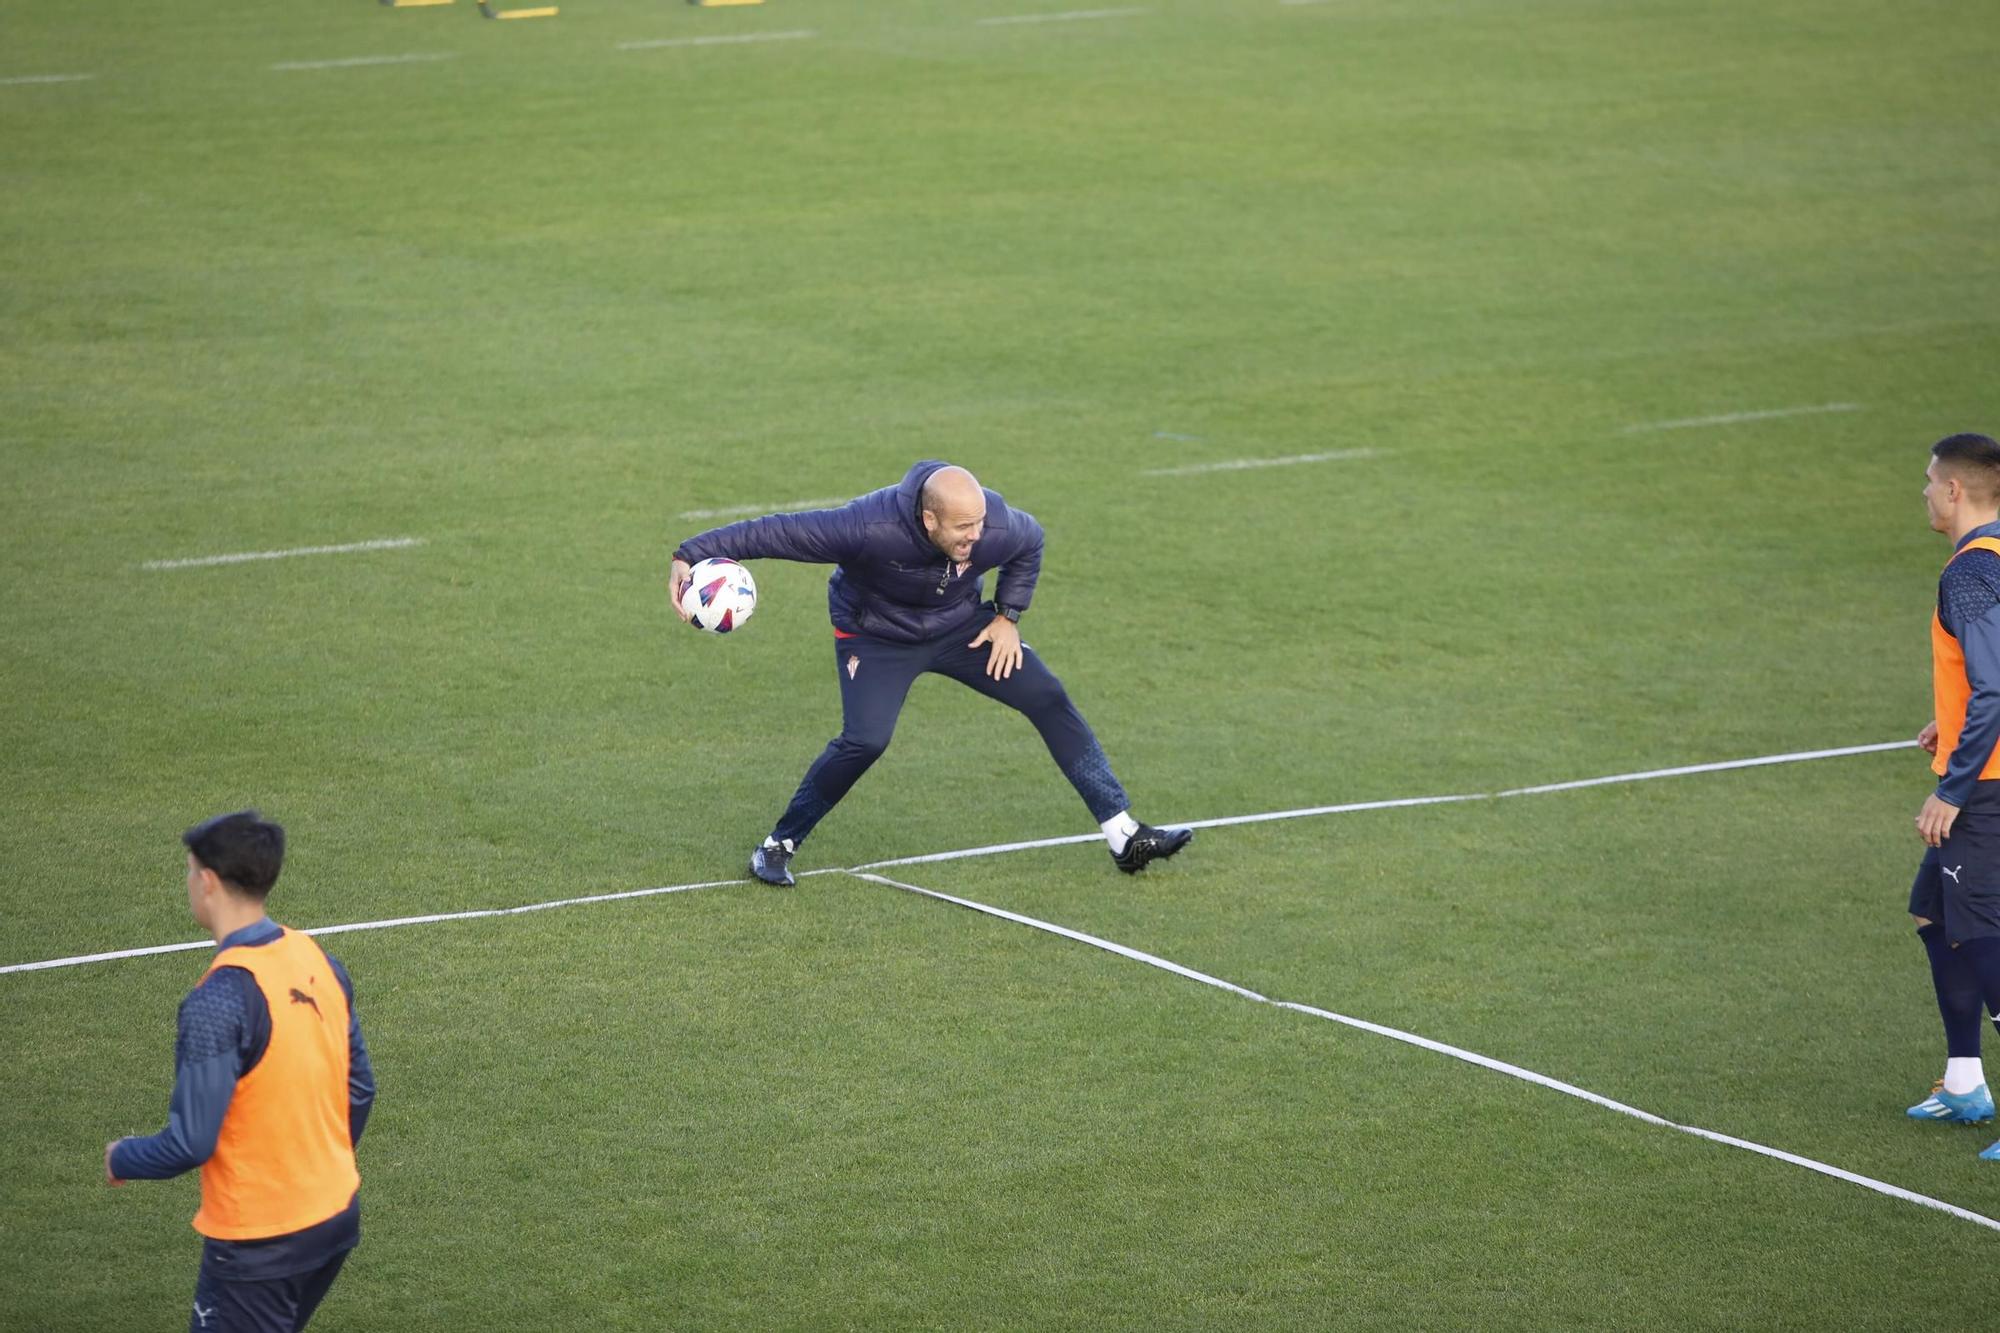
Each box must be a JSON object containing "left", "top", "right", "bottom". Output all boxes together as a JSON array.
[{"left": 681, "top": 558, "right": 757, "bottom": 634}]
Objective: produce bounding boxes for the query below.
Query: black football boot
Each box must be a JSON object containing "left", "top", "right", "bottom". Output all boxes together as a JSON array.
[{"left": 1112, "top": 823, "right": 1193, "bottom": 874}]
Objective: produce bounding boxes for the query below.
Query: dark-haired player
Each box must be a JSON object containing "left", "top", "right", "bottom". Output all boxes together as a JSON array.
[
  {"left": 670, "top": 461, "right": 1192, "bottom": 885},
  {"left": 1907, "top": 434, "right": 2000, "bottom": 1161},
  {"left": 106, "top": 811, "right": 375, "bottom": 1331}
]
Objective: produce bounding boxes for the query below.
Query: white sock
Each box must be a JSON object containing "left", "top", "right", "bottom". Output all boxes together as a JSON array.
[
  {"left": 1101, "top": 811, "right": 1140, "bottom": 855},
  {"left": 762, "top": 836, "right": 794, "bottom": 854},
  {"left": 1945, "top": 1057, "right": 1987, "bottom": 1095}
]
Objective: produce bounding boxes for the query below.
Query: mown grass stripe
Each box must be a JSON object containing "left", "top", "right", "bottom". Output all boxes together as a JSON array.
[
  {"left": 1623, "top": 403, "right": 1861, "bottom": 433},
  {"left": 617, "top": 31, "right": 816, "bottom": 51},
  {"left": 270, "top": 53, "right": 456, "bottom": 72},
  {"left": 140, "top": 538, "right": 424, "bottom": 571},
  {"left": 1141, "top": 449, "right": 1383, "bottom": 477},
  {"left": 677, "top": 496, "right": 848, "bottom": 521},
  {"left": 976, "top": 8, "right": 1147, "bottom": 25}
]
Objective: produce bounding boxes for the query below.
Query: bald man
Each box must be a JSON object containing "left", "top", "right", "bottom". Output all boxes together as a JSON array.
[{"left": 671, "top": 460, "right": 1192, "bottom": 884}]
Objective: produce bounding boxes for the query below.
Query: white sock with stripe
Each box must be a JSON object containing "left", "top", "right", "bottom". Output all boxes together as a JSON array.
[
  {"left": 1101, "top": 812, "right": 1139, "bottom": 854},
  {"left": 1945, "top": 1057, "right": 1986, "bottom": 1095}
]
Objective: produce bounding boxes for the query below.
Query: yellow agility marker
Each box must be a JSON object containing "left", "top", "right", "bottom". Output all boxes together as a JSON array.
[{"left": 477, "top": 0, "right": 558, "bottom": 14}]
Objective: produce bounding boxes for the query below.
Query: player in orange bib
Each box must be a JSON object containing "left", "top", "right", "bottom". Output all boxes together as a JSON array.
[
  {"left": 1906, "top": 434, "right": 2000, "bottom": 1161},
  {"left": 107, "top": 811, "right": 375, "bottom": 1332}
]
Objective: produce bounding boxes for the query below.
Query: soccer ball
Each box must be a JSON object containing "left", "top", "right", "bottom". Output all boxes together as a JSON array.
[{"left": 681, "top": 558, "right": 757, "bottom": 634}]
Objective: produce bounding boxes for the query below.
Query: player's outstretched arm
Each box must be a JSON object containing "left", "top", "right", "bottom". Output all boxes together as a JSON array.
[
  {"left": 671, "top": 505, "right": 864, "bottom": 622},
  {"left": 674, "top": 506, "right": 864, "bottom": 571}
]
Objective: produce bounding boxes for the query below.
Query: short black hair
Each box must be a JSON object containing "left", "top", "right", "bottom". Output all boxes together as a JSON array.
[
  {"left": 1933, "top": 433, "right": 2000, "bottom": 503},
  {"left": 182, "top": 810, "right": 286, "bottom": 898}
]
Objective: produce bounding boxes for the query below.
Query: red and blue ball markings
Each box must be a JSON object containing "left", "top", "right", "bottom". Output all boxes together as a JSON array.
[{"left": 695, "top": 559, "right": 743, "bottom": 632}]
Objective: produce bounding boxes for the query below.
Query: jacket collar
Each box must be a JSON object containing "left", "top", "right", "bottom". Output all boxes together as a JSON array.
[
  {"left": 217, "top": 916, "right": 281, "bottom": 951},
  {"left": 1957, "top": 519, "right": 2000, "bottom": 551}
]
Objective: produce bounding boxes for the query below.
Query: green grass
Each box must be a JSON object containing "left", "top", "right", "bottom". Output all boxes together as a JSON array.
[{"left": 5, "top": 0, "right": 2000, "bottom": 1326}]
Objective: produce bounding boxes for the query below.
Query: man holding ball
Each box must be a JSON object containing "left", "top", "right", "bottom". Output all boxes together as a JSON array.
[{"left": 670, "top": 461, "right": 1192, "bottom": 885}]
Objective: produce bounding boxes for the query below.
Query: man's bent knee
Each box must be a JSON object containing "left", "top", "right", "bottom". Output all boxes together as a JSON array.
[{"left": 834, "top": 733, "right": 891, "bottom": 766}]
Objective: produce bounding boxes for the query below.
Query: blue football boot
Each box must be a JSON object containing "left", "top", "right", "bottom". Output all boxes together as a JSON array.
[
  {"left": 749, "top": 837, "right": 796, "bottom": 887},
  {"left": 1980, "top": 1139, "right": 2000, "bottom": 1160},
  {"left": 1907, "top": 1081, "right": 1995, "bottom": 1124}
]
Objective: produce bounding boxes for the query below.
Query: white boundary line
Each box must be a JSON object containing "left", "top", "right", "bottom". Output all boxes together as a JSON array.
[
  {"left": 0, "top": 73, "right": 96, "bottom": 86},
  {"left": 0, "top": 740, "right": 1918, "bottom": 977},
  {"left": 1494, "top": 741, "right": 1914, "bottom": 796},
  {"left": 0, "top": 877, "right": 763, "bottom": 975},
  {"left": 617, "top": 31, "right": 817, "bottom": 51},
  {"left": 854, "top": 793, "right": 1492, "bottom": 869},
  {"left": 976, "top": 7, "right": 1148, "bottom": 24},
  {"left": 676, "top": 496, "right": 848, "bottom": 521},
  {"left": 1141, "top": 449, "right": 1383, "bottom": 477},
  {"left": 1622, "top": 403, "right": 1860, "bottom": 434},
  {"left": 861, "top": 741, "right": 1917, "bottom": 868},
  {"left": 140, "top": 538, "right": 424, "bottom": 571},
  {"left": 853, "top": 869, "right": 2000, "bottom": 1237},
  {"left": 270, "top": 54, "right": 456, "bottom": 71}
]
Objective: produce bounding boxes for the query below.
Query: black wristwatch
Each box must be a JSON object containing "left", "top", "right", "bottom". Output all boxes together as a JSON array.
[{"left": 995, "top": 603, "right": 1024, "bottom": 624}]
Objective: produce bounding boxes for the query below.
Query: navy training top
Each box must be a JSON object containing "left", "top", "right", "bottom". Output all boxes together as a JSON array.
[
  {"left": 111, "top": 917, "right": 375, "bottom": 1278},
  {"left": 674, "top": 460, "right": 1045, "bottom": 644},
  {"left": 1939, "top": 519, "right": 2000, "bottom": 807}
]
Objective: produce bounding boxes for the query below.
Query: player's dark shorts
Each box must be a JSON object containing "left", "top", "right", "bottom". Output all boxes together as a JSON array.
[
  {"left": 191, "top": 1251, "right": 348, "bottom": 1333},
  {"left": 189, "top": 1194, "right": 358, "bottom": 1332},
  {"left": 1910, "top": 783, "right": 2000, "bottom": 943}
]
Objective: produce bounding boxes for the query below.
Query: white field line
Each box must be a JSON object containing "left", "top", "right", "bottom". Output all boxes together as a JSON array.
[
  {"left": 677, "top": 496, "right": 848, "bottom": 522},
  {"left": 0, "top": 875, "right": 798, "bottom": 975},
  {"left": 1494, "top": 740, "right": 1916, "bottom": 797},
  {"left": 976, "top": 7, "right": 1147, "bottom": 25},
  {"left": 140, "top": 538, "right": 424, "bottom": 571},
  {"left": 0, "top": 740, "right": 1919, "bottom": 977},
  {"left": 1141, "top": 449, "right": 1383, "bottom": 477},
  {"left": 270, "top": 53, "right": 457, "bottom": 71},
  {"left": 858, "top": 743, "right": 1920, "bottom": 870},
  {"left": 856, "top": 793, "right": 1490, "bottom": 870},
  {"left": 851, "top": 871, "right": 1268, "bottom": 1000},
  {"left": 854, "top": 868, "right": 2000, "bottom": 1237},
  {"left": 0, "top": 73, "right": 96, "bottom": 86},
  {"left": 1622, "top": 403, "right": 1860, "bottom": 434},
  {"left": 617, "top": 30, "right": 817, "bottom": 51}
]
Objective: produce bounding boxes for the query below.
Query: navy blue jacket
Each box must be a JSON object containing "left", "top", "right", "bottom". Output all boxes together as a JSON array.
[{"left": 674, "top": 461, "right": 1045, "bottom": 644}]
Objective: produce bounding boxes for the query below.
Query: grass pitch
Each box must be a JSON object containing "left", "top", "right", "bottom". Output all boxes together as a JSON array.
[{"left": 4, "top": 0, "right": 2000, "bottom": 1326}]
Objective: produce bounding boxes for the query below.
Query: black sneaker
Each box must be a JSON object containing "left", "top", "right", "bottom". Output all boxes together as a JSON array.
[
  {"left": 1112, "top": 823, "right": 1193, "bottom": 874},
  {"left": 749, "top": 838, "right": 796, "bottom": 887}
]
